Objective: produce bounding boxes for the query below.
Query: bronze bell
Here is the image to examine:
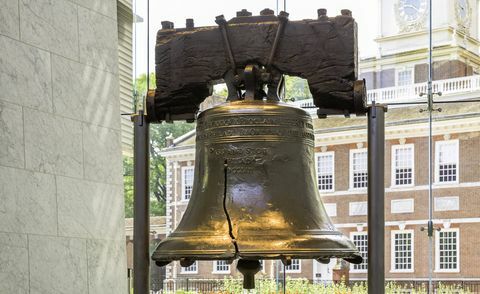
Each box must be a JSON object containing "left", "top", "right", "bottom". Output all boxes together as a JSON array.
[{"left": 152, "top": 99, "right": 362, "bottom": 288}]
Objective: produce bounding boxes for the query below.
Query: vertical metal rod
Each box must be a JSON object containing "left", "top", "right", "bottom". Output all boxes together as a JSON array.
[
  {"left": 427, "top": 0, "right": 434, "bottom": 292},
  {"left": 133, "top": 110, "right": 150, "bottom": 294},
  {"left": 127, "top": 268, "right": 131, "bottom": 294},
  {"left": 367, "top": 104, "right": 385, "bottom": 294},
  {"left": 146, "top": 0, "right": 150, "bottom": 92}
]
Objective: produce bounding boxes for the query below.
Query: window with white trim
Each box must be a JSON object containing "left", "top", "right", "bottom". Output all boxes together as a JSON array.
[
  {"left": 391, "top": 144, "right": 414, "bottom": 186},
  {"left": 284, "top": 259, "right": 301, "bottom": 273},
  {"left": 435, "top": 140, "right": 459, "bottom": 183},
  {"left": 181, "top": 166, "right": 194, "bottom": 200},
  {"left": 391, "top": 230, "right": 414, "bottom": 272},
  {"left": 396, "top": 69, "right": 414, "bottom": 86},
  {"left": 351, "top": 232, "right": 368, "bottom": 272},
  {"left": 181, "top": 261, "right": 198, "bottom": 274},
  {"left": 316, "top": 152, "right": 335, "bottom": 192},
  {"left": 213, "top": 260, "right": 230, "bottom": 273},
  {"left": 436, "top": 229, "right": 459, "bottom": 272},
  {"left": 350, "top": 149, "right": 368, "bottom": 189}
]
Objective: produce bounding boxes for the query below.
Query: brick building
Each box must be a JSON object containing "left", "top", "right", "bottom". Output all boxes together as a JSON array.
[{"left": 155, "top": 0, "right": 480, "bottom": 285}]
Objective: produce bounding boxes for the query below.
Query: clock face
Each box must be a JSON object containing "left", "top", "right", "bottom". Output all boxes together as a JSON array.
[{"left": 398, "top": 0, "right": 428, "bottom": 23}]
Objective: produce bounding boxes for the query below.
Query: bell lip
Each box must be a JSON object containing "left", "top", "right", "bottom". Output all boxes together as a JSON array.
[
  {"left": 152, "top": 232, "right": 361, "bottom": 263},
  {"left": 152, "top": 252, "right": 362, "bottom": 263},
  {"left": 152, "top": 249, "right": 361, "bottom": 262}
]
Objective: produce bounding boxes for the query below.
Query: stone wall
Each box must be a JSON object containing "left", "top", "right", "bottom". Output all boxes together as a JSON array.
[{"left": 0, "top": 0, "right": 127, "bottom": 293}]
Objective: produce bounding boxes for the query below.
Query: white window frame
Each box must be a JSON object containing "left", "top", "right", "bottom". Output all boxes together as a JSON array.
[
  {"left": 390, "top": 230, "right": 414, "bottom": 273},
  {"left": 435, "top": 228, "right": 460, "bottom": 273},
  {"left": 180, "top": 261, "right": 198, "bottom": 274},
  {"left": 349, "top": 148, "right": 368, "bottom": 190},
  {"left": 315, "top": 151, "right": 335, "bottom": 192},
  {"left": 435, "top": 140, "right": 459, "bottom": 184},
  {"left": 284, "top": 259, "right": 301, "bottom": 273},
  {"left": 212, "top": 260, "right": 230, "bottom": 274},
  {"left": 395, "top": 68, "right": 414, "bottom": 87},
  {"left": 391, "top": 144, "right": 415, "bottom": 187},
  {"left": 391, "top": 199, "right": 414, "bottom": 214},
  {"left": 350, "top": 231, "right": 368, "bottom": 273},
  {"left": 181, "top": 166, "right": 195, "bottom": 201}
]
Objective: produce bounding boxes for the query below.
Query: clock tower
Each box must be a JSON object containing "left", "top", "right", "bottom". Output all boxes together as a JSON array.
[
  {"left": 360, "top": 0, "right": 480, "bottom": 90},
  {"left": 377, "top": 0, "right": 479, "bottom": 55}
]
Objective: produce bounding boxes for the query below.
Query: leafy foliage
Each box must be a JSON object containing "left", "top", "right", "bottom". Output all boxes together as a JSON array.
[
  {"left": 220, "top": 278, "right": 471, "bottom": 294},
  {"left": 284, "top": 76, "right": 312, "bottom": 101},
  {"left": 124, "top": 74, "right": 195, "bottom": 217}
]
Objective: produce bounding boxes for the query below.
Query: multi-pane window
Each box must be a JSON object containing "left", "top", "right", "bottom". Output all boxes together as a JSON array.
[
  {"left": 316, "top": 152, "right": 335, "bottom": 192},
  {"left": 181, "top": 261, "right": 198, "bottom": 273},
  {"left": 436, "top": 229, "right": 459, "bottom": 272},
  {"left": 351, "top": 232, "right": 368, "bottom": 272},
  {"left": 350, "top": 149, "right": 368, "bottom": 189},
  {"left": 392, "top": 144, "right": 414, "bottom": 186},
  {"left": 181, "top": 166, "right": 194, "bottom": 200},
  {"left": 391, "top": 231, "right": 414, "bottom": 272},
  {"left": 396, "top": 69, "right": 414, "bottom": 86},
  {"left": 284, "top": 259, "right": 301, "bottom": 273},
  {"left": 213, "top": 260, "right": 230, "bottom": 273},
  {"left": 435, "top": 140, "right": 459, "bottom": 183}
]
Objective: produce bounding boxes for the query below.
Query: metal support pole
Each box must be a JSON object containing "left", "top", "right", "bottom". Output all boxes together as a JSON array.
[
  {"left": 133, "top": 110, "right": 150, "bottom": 294},
  {"left": 367, "top": 104, "right": 386, "bottom": 294}
]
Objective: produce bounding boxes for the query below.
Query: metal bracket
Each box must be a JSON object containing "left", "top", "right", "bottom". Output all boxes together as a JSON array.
[{"left": 420, "top": 220, "right": 441, "bottom": 237}]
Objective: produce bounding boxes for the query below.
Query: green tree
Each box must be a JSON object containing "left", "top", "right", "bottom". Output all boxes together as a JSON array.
[
  {"left": 123, "top": 156, "right": 134, "bottom": 218},
  {"left": 124, "top": 73, "right": 195, "bottom": 217},
  {"left": 284, "top": 75, "right": 312, "bottom": 101}
]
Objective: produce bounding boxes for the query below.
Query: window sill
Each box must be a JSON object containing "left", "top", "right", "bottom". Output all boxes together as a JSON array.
[
  {"left": 434, "top": 269, "right": 460, "bottom": 273},
  {"left": 284, "top": 270, "right": 302, "bottom": 274},
  {"left": 433, "top": 181, "right": 459, "bottom": 186},
  {"left": 390, "top": 184, "right": 415, "bottom": 189},
  {"left": 212, "top": 271, "right": 230, "bottom": 274},
  {"left": 390, "top": 269, "right": 414, "bottom": 273},
  {"left": 350, "top": 270, "right": 367, "bottom": 274},
  {"left": 348, "top": 188, "right": 368, "bottom": 193},
  {"left": 180, "top": 272, "right": 198, "bottom": 275},
  {"left": 319, "top": 190, "right": 335, "bottom": 194}
]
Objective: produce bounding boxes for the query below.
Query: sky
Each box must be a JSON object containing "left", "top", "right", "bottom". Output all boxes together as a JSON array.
[{"left": 132, "top": 0, "right": 379, "bottom": 78}]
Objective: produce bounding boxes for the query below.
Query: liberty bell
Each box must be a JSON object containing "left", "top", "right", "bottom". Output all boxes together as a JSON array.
[{"left": 152, "top": 66, "right": 363, "bottom": 289}]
